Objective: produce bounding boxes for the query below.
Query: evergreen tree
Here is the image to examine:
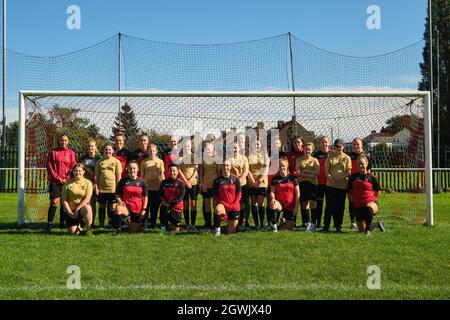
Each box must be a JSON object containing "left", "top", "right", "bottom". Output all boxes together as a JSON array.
[{"left": 111, "top": 103, "right": 141, "bottom": 150}]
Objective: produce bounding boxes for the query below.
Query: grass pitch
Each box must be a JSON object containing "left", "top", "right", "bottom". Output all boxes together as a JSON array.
[{"left": 0, "top": 192, "right": 449, "bottom": 299}]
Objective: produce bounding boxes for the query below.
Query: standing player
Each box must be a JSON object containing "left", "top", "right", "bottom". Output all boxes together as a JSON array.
[
  {"left": 114, "top": 161, "right": 148, "bottom": 235},
  {"left": 113, "top": 132, "right": 132, "bottom": 179},
  {"left": 132, "top": 133, "right": 150, "bottom": 173},
  {"left": 178, "top": 138, "right": 200, "bottom": 231},
  {"left": 79, "top": 139, "right": 102, "bottom": 228},
  {"left": 347, "top": 138, "right": 372, "bottom": 230},
  {"left": 268, "top": 137, "right": 284, "bottom": 186},
  {"left": 267, "top": 159, "right": 300, "bottom": 231},
  {"left": 94, "top": 144, "right": 122, "bottom": 228},
  {"left": 312, "top": 136, "right": 330, "bottom": 229},
  {"left": 46, "top": 133, "right": 77, "bottom": 231},
  {"left": 230, "top": 142, "right": 250, "bottom": 229},
  {"left": 323, "top": 139, "right": 352, "bottom": 233},
  {"left": 212, "top": 159, "right": 242, "bottom": 236},
  {"left": 61, "top": 163, "right": 94, "bottom": 236},
  {"left": 159, "top": 164, "right": 185, "bottom": 233},
  {"left": 163, "top": 135, "right": 179, "bottom": 179},
  {"left": 236, "top": 132, "right": 251, "bottom": 228},
  {"left": 140, "top": 144, "right": 165, "bottom": 229},
  {"left": 348, "top": 156, "right": 385, "bottom": 235},
  {"left": 247, "top": 139, "right": 270, "bottom": 229},
  {"left": 296, "top": 142, "right": 320, "bottom": 231},
  {"left": 286, "top": 136, "right": 305, "bottom": 177},
  {"left": 200, "top": 142, "right": 220, "bottom": 229}
]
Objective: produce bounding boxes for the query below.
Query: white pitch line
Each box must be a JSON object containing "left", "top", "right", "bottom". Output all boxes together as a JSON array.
[{"left": 0, "top": 283, "right": 448, "bottom": 292}]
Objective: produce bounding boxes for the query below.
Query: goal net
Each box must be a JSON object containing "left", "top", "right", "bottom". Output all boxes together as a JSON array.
[{"left": 18, "top": 91, "right": 433, "bottom": 226}]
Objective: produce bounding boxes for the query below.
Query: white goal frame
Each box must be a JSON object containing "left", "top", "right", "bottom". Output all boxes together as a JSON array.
[{"left": 17, "top": 90, "right": 433, "bottom": 226}]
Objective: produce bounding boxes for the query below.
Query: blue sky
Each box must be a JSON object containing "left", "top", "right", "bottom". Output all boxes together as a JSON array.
[{"left": 5, "top": 0, "right": 427, "bottom": 57}]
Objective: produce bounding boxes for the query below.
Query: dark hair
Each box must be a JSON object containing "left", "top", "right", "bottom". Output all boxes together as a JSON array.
[
  {"left": 127, "top": 160, "right": 139, "bottom": 168},
  {"left": 168, "top": 163, "right": 179, "bottom": 170},
  {"left": 71, "top": 163, "right": 86, "bottom": 178},
  {"left": 290, "top": 136, "right": 303, "bottom": 152}
]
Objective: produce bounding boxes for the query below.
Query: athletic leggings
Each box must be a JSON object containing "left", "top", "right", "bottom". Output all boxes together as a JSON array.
[
  {"left": 323, "top": 186, "right": 347, "bottom": 230},
  {"left": 146, "top": 190, "right": 161, "bottom": 226},
  {"left": 314, "top": 184, "right": 326, "bottom": 227}
]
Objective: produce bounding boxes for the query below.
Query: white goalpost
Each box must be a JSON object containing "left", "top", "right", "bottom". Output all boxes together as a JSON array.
[{"left": 17, "top": 90, "right": 433, "bottom": 226}]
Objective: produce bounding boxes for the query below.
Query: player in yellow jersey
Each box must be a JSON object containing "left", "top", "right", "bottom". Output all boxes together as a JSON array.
[
  {"left": 200, "top": 141, "right": 220, "bottom": 229},
  {"left": 61, "top": 163, "right": 94, "bottom": 236},
  {"left": 94, "top": 144, "right": 122, "bottom": 228},
  {"left": 140, "top": 144, "right": 165, "bottom": 229},
  {"left": 247, "top": 139, "right": 270, "bottom": 229},
  {"left": 296, "top": 142, "right": 320, "bottom": 231}
]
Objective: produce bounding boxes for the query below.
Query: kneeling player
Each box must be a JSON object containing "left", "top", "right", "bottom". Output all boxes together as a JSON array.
[
  {"left": 348, "top": 156, "right": 385, "bottom": 235},
  {"left": 114, "top": 161, "right": 148, "bottom": 235},
  {"left": 212, "top": 159, "right": 242, "bottom": 236},
  {"left": 62, "top": 163, "right": 94, "bottom": 236},
  {"left": 267, "top": 159, "right": 300, "bottom": 231},
  {"left": 159, "top": 164, "right": 186, "bottom": 233}
]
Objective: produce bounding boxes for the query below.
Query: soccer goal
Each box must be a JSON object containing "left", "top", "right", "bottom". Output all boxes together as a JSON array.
[{"left": 17, "top": 90, "right": 433, "bottom": 226}]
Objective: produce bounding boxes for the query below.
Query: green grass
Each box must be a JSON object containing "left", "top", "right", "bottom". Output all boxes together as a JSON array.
[{"left": 0, "top": 192, "right": 449, "bottom": 300}]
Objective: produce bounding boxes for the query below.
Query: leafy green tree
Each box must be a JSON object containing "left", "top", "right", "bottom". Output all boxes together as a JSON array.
[{"left": 419, "top": 0, "right": 449, "bottom": 161}]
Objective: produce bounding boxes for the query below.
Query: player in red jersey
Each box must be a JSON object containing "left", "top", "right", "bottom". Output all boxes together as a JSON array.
[
  {"left": 212, "top": 159, "right": 242, "bottom": 236},
  {"left": 312, "top": 136, "right": 330, "bottom": 229},
  {"left": 114, "top": 161, "right": 148, "bottom": 235},
  {"left": 159, "top": 164, "right": 186, "bottom": 233},
  {"left": 46, "top": 133, "right": 77, "bottom": 230},
  {"left": 347, "top": 138, "right": 372, "bottom": 230},
  {"left": 163, "top": 135, "right": 179, "bottom": 179},
  {"left": 348, "top": 156, "right": 385, "bottom": 235},
  {"left": 132, "top": 133, "right": 150, "bottom": 173},
  {"left": 267, "top": 158, "right": 300, "bottom": 231},
  {"left": 285, "top": 136, "right": 304, "bottom": 177},
  {"left": 113, "top": 132, "right": 132, "bottom": 179}
]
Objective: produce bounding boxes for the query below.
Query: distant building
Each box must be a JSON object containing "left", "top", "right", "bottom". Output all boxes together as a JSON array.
[
  {"left": 273, "top": 116, "right": 315, "bottom": 152},
  {"left": 362, "top": 130, "right": 394, "bottom": 149}
]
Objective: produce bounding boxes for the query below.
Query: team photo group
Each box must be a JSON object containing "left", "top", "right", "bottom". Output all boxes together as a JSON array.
[{"left": 46, "top": 130, "right": 385, "bottom": 237}]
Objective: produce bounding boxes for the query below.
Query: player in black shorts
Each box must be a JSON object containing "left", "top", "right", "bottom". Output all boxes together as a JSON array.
[
  {"left": 348, "top": 156, "right": 385, "bottom": 235},
  {"left": 114, "top": 161, "right": 148, "bottom": 235},
  {"left": 312, "top": 136, "right": 330, "bottom": 229},
  {"left": 268, "top": 159, "right": 300, "bottom": 231},
  {"left": 348, "top": 138, "right": 372, "bottom": 230},
  {"left": 159, "top": 164, "right": 186, "bottom": 233},
  {"left": 212, "top": 159, "right": 242, "bottom": 236}
]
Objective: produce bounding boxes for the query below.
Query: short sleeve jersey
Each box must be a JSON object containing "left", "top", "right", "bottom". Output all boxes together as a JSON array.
[
  {"left": 248, "top": 152, "right": 270, "bottom": 188},
  {"left": 95, "top": 157, "right": 122, "bottom": 193},
  {"left": 132, "top": 148, "right": 149, "bottom": 172},
  {"left": 116, "top": 177, "right": 148, "bottom": 214},
  {"left": 62, "top": 178, "right": 93, "bottom": 211},
  {"left": 312, "top": 149, "right": 329, "bottom": 185},
  {"left": 79, "top": 153, "right": 103, "bottom": 183},
  {"left": 114, "top": 147, "right": 132, "bottom": 178},
  {"left": 349, "top": 151, "right": 372, "bottom": 174},
  {"left": 296, "top": 155, "right": 320, "bottom": 185},
  {"left": 201, "top": 157, "right": 220, "bottom": 189},
  {"left": 159, "top": 178, "right": 185, "bottom": 212},
  {"left": 178, "top": 154, "right": 199, "bottom": 185},
  {"left": 271, "top": 174, "right": 298, "bottom": 212},
  {"left": 230, "top": 154, "right": 249, "bottom": 186},
  {"left": 140, "top": 158, "right": 165, "bottom": 191},
  {"left": 212, "top": 175, "right": 241, "bottom": 212},
  {"left": 325, "top": 152, "right": 352, "bottom": 190},
  {"left": 348, "top": 173, "right": 381, "bottom": 208}
]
